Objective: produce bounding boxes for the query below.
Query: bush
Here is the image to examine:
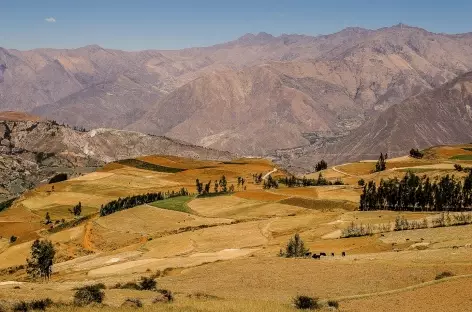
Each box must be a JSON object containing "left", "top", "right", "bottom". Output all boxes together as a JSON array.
[
  {"left": 435, "top": 271, "right": 454, "bottom": 280},
  {"left": 115, "top": 282, "right": 140, "bottom": 290},
  {"left": 12, "top": 302, "right": 28, "bottom": 312},
  {"left": 74, "top": 284, "right": 105, "bottom": 306},
  {"left": 121, "top": 298, "right": 143, "bottom": 308},
  {"left": 157, "top": 289, "right": 174, "bottom": 302},
  {"left": 357, "top": 179, "right": 365, "bottom": 187},
  {"left": 327, "top": 300, "right": 339, "bottom": 309},
  {"left": 409, "top": 148, "right": 424, "bottom": 159},
  {"left": 139, "top": 276, "right": 157, "bottom": 290},
  {"left": 29, "top": 299, "right": 53, "bottom": 311},
  {"left": 9, "top": 236, "right": 17, "bottom": 243},
  {"left": 293, "top": 295, "right": 319, "bottom": 310}
]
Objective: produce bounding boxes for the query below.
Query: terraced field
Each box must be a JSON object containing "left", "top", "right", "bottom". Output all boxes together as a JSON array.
[{"left": 1, "top": 148, "right": 472, "bottom": 311}]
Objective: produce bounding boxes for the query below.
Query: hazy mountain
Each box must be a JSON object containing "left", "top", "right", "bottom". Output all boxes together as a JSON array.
[
  {"left": 276, "top": 71, "right": 472, "bottom": 172},
  {"left": 2, "top": 24, "right": 472, "bottom": 155}
]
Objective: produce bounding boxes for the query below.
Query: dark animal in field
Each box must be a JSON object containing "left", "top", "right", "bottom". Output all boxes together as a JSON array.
[
  {"left": 342, "top": 251, "right": 346, "bottom": 257},
  {"left": 320, "top": 252, "right": 327, "bottom": 257},
  {"left": 312, "top": 254, "right": 320, "bottom": 259},
  {"left": 331, "top": 253, "right": 335, "bottom": 256},
  {"left": 305, "top": 252, "right": 312, "bottom": 257}
]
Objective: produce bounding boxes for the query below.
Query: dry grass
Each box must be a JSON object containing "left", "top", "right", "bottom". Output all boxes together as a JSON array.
[
  {"left": 279, "top": 197, "right": 357, "bottom": 211},
  {"left": 4, "top": 151, "right": 472, "bottom": 312}
]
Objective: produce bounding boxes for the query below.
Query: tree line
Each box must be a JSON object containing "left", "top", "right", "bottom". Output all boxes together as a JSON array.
[
  {"left": 100, "top": 188, "right": 189, "bottom": 216},
  {"left": 279, "top": 173, "right": 343, "bottom": 187},
  {"left": 195, "top": 175, "right": 236, "bottom": 196},
  {"left": 360, "top": 171, "right": 472, "bottom": 211}
]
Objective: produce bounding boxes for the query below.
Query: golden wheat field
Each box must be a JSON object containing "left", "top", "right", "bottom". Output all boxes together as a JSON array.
[{"left": 1, "top": 150, "right": 472, "bottom": 311}]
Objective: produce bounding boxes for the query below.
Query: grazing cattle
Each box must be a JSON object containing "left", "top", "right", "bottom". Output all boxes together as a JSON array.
[
  {"left": 341, "top": 251, "right": 346, "bottom": 257},
  {"left": 312, "top": 254, "right": 320, "bottom": 259},
  {"left": 320, "top": 252, "right": 327, "bottom": 257},
  {"left": 331, "top": 253, "right": 335, "bottom": 257}
]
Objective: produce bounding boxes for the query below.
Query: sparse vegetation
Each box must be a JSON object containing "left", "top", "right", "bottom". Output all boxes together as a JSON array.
[
  {"left": 279, "top": 233, "right": 309, "bottom": 258},
  {"left": 342, "top": 212, "right": 472, "bottom": 238},
  {"left": 116, "top": 159, "right": 185, "bottom": 173},
  {"left": 315, "top": 160, "right": 328, "bottom": 172},
  {"left": 341, "top": 222, "right": 375, "bottom": 238},
  {"left": 435, "top": 271, "right": 454, "bottom": 280},
  {"left": 293, "top": 295, "right": 319, "bottom": 310},
  {"left": 410, "top": 148, "right": 424, "bottom": 159},
  {"left": 69, "top": 202, "right": 82, "bottom": 217},
  {"left": 139, "top": 276, "right": 157, "bottom": 290},
  {"left": 74, "top": 284, "right": 105, "bottom": 306},
  {"left": 327, "top": 300, "right": 339, "bottom": 309},
  {"left": 0, "top": 197, "right": 17, "bottom": 213},
  {"left": 9, "top": 235, "right": 17, "bottom": 243},
  {"left": 122, "top": 298, "right": 143, "bottom": 308}
]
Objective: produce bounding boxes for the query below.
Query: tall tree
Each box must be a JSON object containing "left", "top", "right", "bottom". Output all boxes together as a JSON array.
[{"left": 26, "top": 239, "right": 55, "bottom": 280}]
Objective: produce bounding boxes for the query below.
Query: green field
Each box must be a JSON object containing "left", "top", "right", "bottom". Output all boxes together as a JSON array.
[
  {"left": 450, "top": 155, "right": 472, "bottom": 160},
  {"left": 150, "top": 196, "right": 193, "bottom": 213},
  {"left": 399, "top": 168, "right": 438, "bottom": 173},
  {"left": 116, "top": 159, "right": 186, "bottom": 173}
]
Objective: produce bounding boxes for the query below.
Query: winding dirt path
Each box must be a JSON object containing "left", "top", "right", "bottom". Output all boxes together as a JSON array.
[
  {"left": 331, "top": 164, "right": 357, "bottom": 177},
  {"left": 262, "top": 168, "right": 278, "bottom": 180},
  {"left": 332, "top": 273, "right": 472, "bottom": 302},
  {"left": 82, "top": 219, "right": 98, "bottom": 252}
]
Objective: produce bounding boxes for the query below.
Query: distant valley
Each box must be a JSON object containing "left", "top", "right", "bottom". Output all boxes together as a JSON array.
[{"left": 2, "top": 24, "right": 472, "bottom": 169}]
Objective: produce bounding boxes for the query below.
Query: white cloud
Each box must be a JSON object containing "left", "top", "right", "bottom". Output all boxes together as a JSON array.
[{"left": 45, "top": 17, "right": 56, "bottom": 23}]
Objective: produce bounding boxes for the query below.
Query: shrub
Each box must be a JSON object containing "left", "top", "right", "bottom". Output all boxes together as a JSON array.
[
  {"left": 454, "top": 164, "right": 463, "bottom": 172},
  {"left": 121, "top": 298, "right": 143, "bottom": 308},
  {"left": 29, "top": 298, "right": 53, "bottom": 311},
  {"left": 293, "top": 295, "right": 319, "bottom": 310},
  {"left": 139, "top": 276, "right": 157, "bottom": 290},
  {"left": 327, "top": 300, "right": 339, "bottom": 309},
  {"left": 357, "top": 179, "right": 365, "bottom": 186},
  {"left": 157, "top": 289, "right": 174, "bottom": 302},
  {"left": 9, "top": 236, "right": 17, "bottom": 243},
  {"left": 74, "top": 284, "right": 105, "bottom": 306},
  {"left": 435, "top": 271, "right": 454, "bottom": 280},
  {"left": 12, "top": 302, "right": 28, "bottom": 312},
  {"left": 409, "top": 148, "right": 424, "bottom": 159},
  {"left": 116, "top": 282, "right": 140, "bottom": 290}
]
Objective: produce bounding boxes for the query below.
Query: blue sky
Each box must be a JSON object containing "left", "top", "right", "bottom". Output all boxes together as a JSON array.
[{"left": 1, "top": 0, "right": 472, "bottom": 51}]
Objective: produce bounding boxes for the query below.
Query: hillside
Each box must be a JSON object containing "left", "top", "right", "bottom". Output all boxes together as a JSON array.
[
  {"left": 3, "top": 25, "right": 472, "bottom": 154},
  {"left": 278, "top": 71, "right": 472, "bottom": 171},
  {"left": 1, "top": 147, "right": 472, "bottom": 311},
  {"left": 0, "top": 113, "right": 231, "bottom": 198}
]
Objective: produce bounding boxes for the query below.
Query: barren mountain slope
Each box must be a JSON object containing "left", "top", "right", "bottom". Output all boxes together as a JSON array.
[
  {"left": 277, "top": 71, "right": 472, "bottom": 171},
  {"left": 3, "top": 25, "right": 472, "bottom": 155},
  {"left": 129, "top": 24, "right": 472, "bottom": 154},
  {"left": 0, "top": 112, "right": 231, "bottom": 197}
]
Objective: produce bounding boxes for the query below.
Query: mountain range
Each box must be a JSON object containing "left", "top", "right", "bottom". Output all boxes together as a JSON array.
[
  {"left": 2, "top": 24, "right": 472, "bottom": 168},
  {"left": 0, "top": 111, "right": 230, "bottom": 199}
]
